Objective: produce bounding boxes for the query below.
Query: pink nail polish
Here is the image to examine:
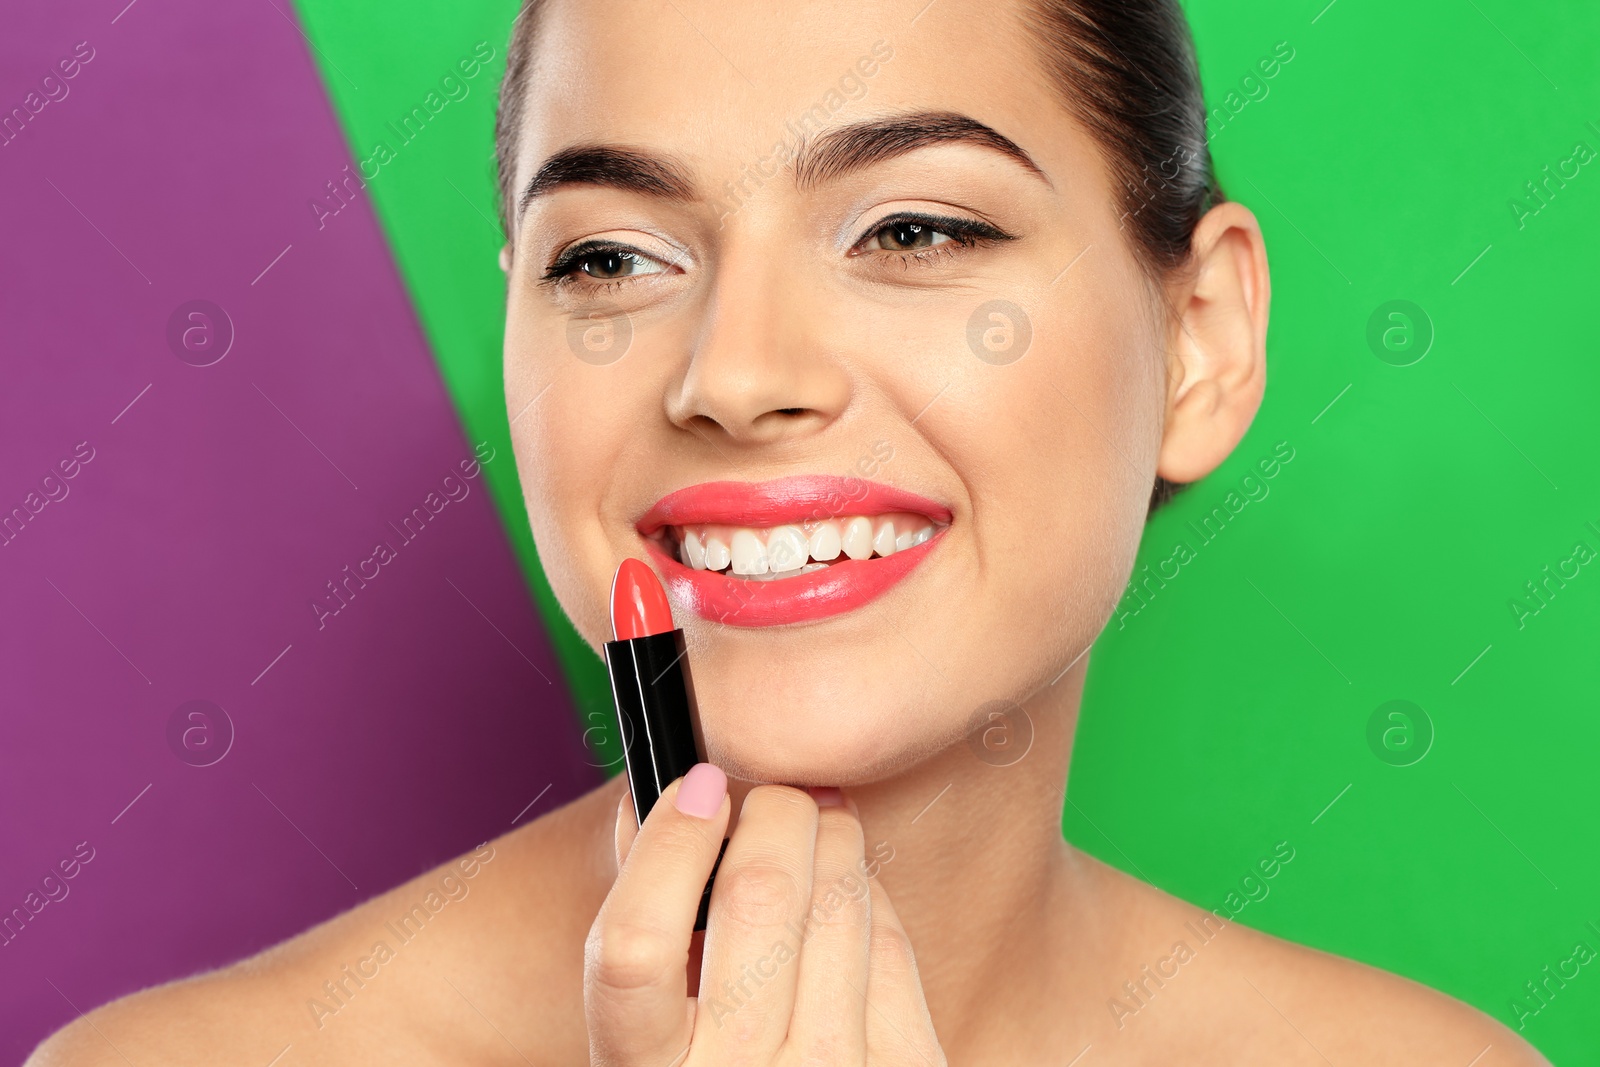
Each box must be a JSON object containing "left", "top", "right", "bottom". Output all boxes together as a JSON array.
[{"left": 675, "top": 763, "right": 726, "bottom": 819}]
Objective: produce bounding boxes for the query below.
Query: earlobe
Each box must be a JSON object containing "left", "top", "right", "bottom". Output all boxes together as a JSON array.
[
  {"left": 1155, "top": 201, "right": 1271, "bottom": 484},
  {"left": 499, "top": 244, "right": 512, "bottom": 274}
]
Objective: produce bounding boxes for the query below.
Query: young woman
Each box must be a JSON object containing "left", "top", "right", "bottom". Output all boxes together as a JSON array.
[{"left": 33, "top": 0, "right": 1548, "bottom": 1063}]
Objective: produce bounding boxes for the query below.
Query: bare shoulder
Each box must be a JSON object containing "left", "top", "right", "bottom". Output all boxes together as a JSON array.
[
  {"left": 1098, "top": 858, "right": 1551, "bottom": 1066},
  {"left": 27, "top": 775, "right": 626, "bottom": 1067},
  {"left": 1214, "top": 918, "right": 1549, "bottom": 1065}
]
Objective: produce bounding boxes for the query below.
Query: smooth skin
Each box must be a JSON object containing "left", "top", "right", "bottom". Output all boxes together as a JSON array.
[{"left": 33, "top": 0, "right": 1550, "bottom": 1064}]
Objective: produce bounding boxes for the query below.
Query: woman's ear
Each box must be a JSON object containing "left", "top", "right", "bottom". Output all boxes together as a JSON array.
[
  {"left": 499, "top": 243, "right": 513, "bottom": 274},
  {"left": 1155, "top": 200, "right": 1271, "bottom": 484}
]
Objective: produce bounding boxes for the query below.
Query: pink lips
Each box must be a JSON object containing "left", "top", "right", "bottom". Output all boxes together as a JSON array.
[{"left": 637, "top": 476, "right": 950, "bottom": 627}]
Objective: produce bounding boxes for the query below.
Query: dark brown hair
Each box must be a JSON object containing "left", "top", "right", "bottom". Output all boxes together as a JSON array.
[{"left": 493, "top": 0, "right": 1221, "bottom": 513}]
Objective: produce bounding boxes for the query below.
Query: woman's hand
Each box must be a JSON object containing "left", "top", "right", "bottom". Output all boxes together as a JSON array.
[{"left": 586, "top": 763, "right": 947, "bottom": 1066}]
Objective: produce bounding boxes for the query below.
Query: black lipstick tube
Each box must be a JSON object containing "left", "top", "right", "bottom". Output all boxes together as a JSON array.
[{"left": 604, "top": 627, "right": 725, "bottom": 931}]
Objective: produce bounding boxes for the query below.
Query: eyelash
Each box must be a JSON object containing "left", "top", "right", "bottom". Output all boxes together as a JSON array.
[
  {"left": 539, "top": 213, "right": 1014, "bottom": 293},
  {"left": 541, "top": 242, "right": 653, "bottom": 293}
]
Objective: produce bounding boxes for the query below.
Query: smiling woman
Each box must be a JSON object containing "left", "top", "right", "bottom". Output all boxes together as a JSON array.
[{"left": 27, "top": 1, "right": 1553, "bottom": 1065}]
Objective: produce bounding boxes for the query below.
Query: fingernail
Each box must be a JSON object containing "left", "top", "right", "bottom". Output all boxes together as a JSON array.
[
  {"left": 809, "top": 786, "right": 845, "bottom": 808},
  {"left": 675, "top": 763, "right": 727, "bottom": 820}
]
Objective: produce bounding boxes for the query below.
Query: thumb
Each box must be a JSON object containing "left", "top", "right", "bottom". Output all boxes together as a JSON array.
[{"left": 587, "top": 765, "right": 729, "bottom": 1067}]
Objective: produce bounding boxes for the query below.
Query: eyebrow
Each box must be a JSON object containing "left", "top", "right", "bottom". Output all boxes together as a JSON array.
[
  {"left": 517, "top": 145, "right": 696, "bottom": 218},
  {"left": 515, "top": 110, "right": 1049, "bottom": 222},
  {"left": 794, "top": 110, "right": 1049, "bottom": 190}
]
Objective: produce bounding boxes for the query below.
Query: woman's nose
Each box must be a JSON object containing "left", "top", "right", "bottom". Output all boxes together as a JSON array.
[{"left": 665, "top": 242, "right": 852, "bottom": 447}]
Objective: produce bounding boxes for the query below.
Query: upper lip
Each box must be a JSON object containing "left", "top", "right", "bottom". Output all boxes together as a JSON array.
[{"left": 636, "top": 475, "right": 952, "bottom": 535}]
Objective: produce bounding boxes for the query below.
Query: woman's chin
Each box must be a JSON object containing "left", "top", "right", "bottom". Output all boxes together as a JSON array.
[{"left": 696, "top": 703, "right": 951, "bottom": 788}]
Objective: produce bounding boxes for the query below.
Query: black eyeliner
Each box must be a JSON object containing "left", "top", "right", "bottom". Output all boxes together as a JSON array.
[
  {"left": 863, "top": 211, "right": 1018, "bottom": 246},
  {"left": 543, "top": 240, "right": 638, "bottom": 281}
]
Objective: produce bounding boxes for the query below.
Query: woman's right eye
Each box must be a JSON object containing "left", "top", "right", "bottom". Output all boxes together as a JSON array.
[{"left": 544, "top": 244, "right": 670, "bottom": 286}]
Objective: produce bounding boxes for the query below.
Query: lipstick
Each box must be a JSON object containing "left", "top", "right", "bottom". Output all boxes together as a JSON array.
[
  {"left": 635, "top": 477, "right": 951, "bottom": 627},
  {"left": 604, "top": 557, "right": 723, "bottom": 930}
]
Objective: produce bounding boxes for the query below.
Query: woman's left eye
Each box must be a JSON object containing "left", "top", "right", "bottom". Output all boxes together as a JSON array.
[
  {"left": 868, "top": 220, "right": 955, "bottom": 252},
  {"left": 851, "top": 214, "right": 1012, "bottom": 260}
]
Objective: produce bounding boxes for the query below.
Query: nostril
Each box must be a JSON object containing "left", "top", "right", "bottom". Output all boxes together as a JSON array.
[{"left": 776, "top": 408, "right": 804, "bottom": 416}]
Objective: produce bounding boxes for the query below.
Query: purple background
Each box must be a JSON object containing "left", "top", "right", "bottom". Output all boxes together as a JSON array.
[{"left": 0, "top": 0, "right": 596, "bottom": 1057}]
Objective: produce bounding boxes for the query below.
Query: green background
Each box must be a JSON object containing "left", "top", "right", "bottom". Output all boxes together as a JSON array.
[{"left": 291, "top": 0, "right": 1599, "bottom": 1059}]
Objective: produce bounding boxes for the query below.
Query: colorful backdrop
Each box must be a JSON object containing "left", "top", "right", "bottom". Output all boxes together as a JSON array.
[{"left": 1, "top": 0, "right": 1594, "bottom": 1061}]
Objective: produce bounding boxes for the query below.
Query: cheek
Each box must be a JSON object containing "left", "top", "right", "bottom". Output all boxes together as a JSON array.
[
  {"left": 505, "top": 308, "right": 644, "bottom": 639},
  {"left": 942, "top": 281, "right": 1163, "bottom": 662}
]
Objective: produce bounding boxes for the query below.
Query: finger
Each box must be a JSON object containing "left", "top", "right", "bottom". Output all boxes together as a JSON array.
[
  {"left": 787, "top": 790, "right": 871, "bottom": 1064},
  {"left": 586, "top": 764, "right": 729, "bottom": 1067},
  {"left": 864, "top": 877, "right": 947, "bottom": 1065},
  {"left": 693, "top": 784, "right": 818, "bottom": 1060},
  {"left": 614, "top": 788, "right": 639, "bottom": 869}
]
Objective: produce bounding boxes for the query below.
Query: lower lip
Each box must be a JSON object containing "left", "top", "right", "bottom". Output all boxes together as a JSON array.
[{"left": 645, "top": 533, "right": 943, "bottom": 627}]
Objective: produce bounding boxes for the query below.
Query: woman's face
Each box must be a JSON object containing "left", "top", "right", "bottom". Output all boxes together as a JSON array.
[{"left": 503, "top": 0, "right": 1173, "bottom": 784}]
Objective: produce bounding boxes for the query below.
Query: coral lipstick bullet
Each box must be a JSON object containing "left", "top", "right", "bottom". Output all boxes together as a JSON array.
[
  {"left": 605, "top": 558, "right": 722, "bottom": 929},
  {"left": 611, "top": 556, "right": 677, "bottom": 641}
]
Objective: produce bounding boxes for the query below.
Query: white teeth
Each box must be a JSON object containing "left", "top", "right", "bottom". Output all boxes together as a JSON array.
[
  {"left": 684, "top": 529, "right": 707, "bottom": 570},
  {"left": 730, "top": 529, "right": 768, "bottom": 575},
  {"left": 808, "top": 523, "right": 842, "bottom": 562},
  {"left": 766, "top": 525, "right": 809, "bottom": 573},
  {"left": 674, "top": 513, "right": 939, "bottom": 576},
  {"left": 745, "top": 561, "right": 830, "bottom": 582},
  {"left": 702, "top": 535, "right": 731, "bottom": 571},
  {"left": 873, "top": 520, "right": 898, "bottom": 557},
  {"left": 842, "top": 517, "right": 874, "bottom": 560}
]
